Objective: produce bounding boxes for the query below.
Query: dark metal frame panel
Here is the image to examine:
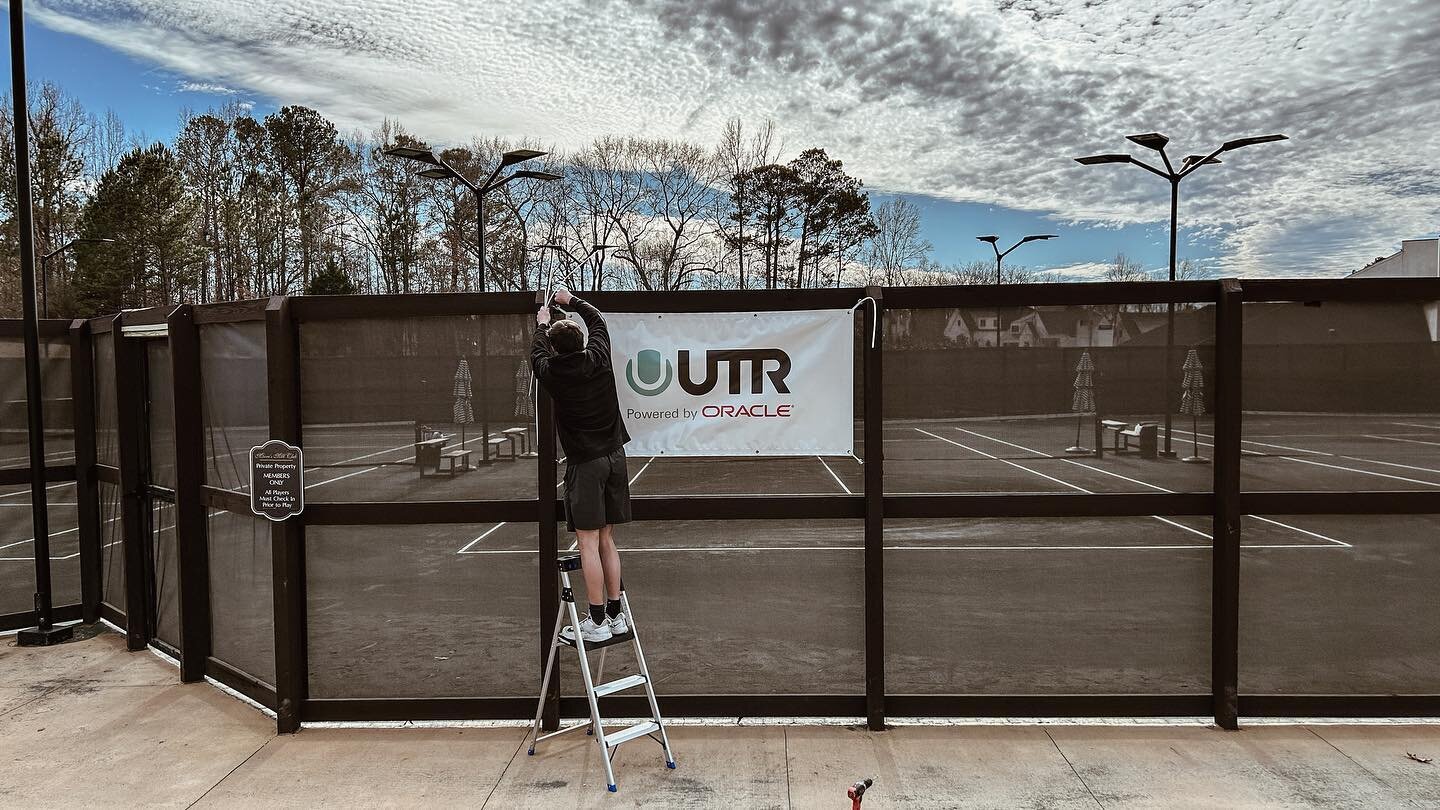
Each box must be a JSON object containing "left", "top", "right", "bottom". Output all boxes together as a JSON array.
[
  {"left": 113, "top": 320, "right": 151, "bottom": 650},
  {"left": 10, "top": 275, "right": 1440, "bottom": 724},
  {"left": 266, "top": 297, "right": 307, "bottom": 734},
  {"left": 0, "top": 603, "right": 83, "bottom": 632},
  {"left": 206, "top": 657, "right": 278, "bottom": 710},
  {"left": 862, "top": 287, "right": 885, "bottom": 729},
  {"left": 168, "top": 306, "right": 212, "bottom": 682},
  {"left": 69, "top": 320, "right": 102, "bottom": 624},
  {"left": 0, "top": 465, "right": 75, "bottom": 485},
  {"left": 1211, "top": 280, "right": 1244, "bottom": 729}
]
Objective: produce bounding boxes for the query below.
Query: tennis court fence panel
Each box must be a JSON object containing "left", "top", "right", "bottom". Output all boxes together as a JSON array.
[{"left": 2, "top": 279, "right": 1438, "bottom": 726}]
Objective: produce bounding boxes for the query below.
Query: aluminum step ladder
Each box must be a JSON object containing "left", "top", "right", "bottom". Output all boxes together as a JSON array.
[{"left": 527, "top": 554, "right": 676, "bottom": 793}]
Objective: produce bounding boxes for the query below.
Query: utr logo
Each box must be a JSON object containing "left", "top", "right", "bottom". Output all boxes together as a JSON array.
[{"left": 625, "top": 348, "right": 792, "bottom": 397}]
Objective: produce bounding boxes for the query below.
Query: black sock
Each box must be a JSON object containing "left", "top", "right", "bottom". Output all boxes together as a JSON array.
[
  {"left": 606, "top": 599, "right": 622, "bottom": 619},
  {"left": 589, "top": 603, "right": 606, "bottom": 625}
]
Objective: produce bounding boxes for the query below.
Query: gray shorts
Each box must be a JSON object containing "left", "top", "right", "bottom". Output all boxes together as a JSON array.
[{"left": 563, "top": 448, "right": 632, "bottom": 532}]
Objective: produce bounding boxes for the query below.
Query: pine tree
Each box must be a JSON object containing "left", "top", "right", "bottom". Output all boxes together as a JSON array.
[{"left": 72, "top": 143, "right": 200, "bottom": 315}]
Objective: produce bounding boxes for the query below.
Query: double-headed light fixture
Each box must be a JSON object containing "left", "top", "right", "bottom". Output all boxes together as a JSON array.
[
  {"left": 1075, "top": 130, "right": 1288, "bottom": 455},
  {"left": 383, "top": 146, "right": 561, "bottom": 293}
]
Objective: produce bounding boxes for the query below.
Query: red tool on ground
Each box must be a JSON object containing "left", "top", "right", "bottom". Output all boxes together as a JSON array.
[{"left": 848, "top": 777, "right": 873, "bottom": 809}]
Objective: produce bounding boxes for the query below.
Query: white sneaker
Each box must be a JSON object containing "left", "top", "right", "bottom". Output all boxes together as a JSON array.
[
  {"left": 562, "top": 616, "right": 612, "bottom": 643},
  {"left": 607, "top": 611, "right": 630, "bottom": 635}
]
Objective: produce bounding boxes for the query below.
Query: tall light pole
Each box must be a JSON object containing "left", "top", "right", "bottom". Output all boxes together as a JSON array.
[
  {"left": 11, "top": 0, "right": 71, "bottom": 645},
  {"left": 1076, "top": 131, "right": 1287, "bottom": 456},
  {"left": 40, "top": 237, "right": 116, "bottom": 317},
  {"left": 975, "top": 234, "right": 1056, "bottom": 348},
  {"left": 384, "top": 145, "right": 560, "bottom": 463}
]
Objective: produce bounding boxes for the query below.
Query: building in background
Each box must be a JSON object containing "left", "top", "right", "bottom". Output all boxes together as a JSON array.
[{"left": 1350, "top": 237, "right": 1439, "bottom": 340}]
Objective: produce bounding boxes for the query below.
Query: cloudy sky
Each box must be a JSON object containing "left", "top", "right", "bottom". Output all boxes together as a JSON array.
[{"left": 16, "top": 0, "right": 1440, "bottom": 278}]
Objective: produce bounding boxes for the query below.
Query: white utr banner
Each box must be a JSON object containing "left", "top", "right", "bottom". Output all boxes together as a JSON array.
[{"left": 602, "top": 310, "right": 854, "bottom": 456}]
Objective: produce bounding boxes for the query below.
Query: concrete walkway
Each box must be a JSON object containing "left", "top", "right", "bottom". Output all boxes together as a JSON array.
[{"left": 3, "top": 629, "right": 1438, "bottom": 808}]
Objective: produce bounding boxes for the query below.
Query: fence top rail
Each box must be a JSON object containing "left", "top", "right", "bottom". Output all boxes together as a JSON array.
[
  {"left": 884, "top": 280, "right": 1222, "bottom": 309},
  {"left": 291, "top": 291, "right": 539, "bottom": 321},
  {"left": 194, "top": 298, "right": 270, "bottom": 324},
  {"left": 109, "top": 306, "right": 176, "bottom": 327},
  {"left": 1242, "top": 277, "right": 1440, "bottom": 302},
  {"left": 0, "top": 319, "right": 74, "bottom": 338},
  {"left": 34, "top": 276, "right": 1440, "bottom": 330}
]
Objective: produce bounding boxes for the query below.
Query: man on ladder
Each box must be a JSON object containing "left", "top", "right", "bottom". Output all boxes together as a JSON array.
[{"left": 529, "top": 287, "right": 675, "bottom": 792}]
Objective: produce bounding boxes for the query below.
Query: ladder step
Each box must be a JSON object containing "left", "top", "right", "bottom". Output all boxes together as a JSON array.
[
  {"left": 559, "top": 630, "right": 634, "bottom": 651},
  {"left": 604, "top": 721, "right": 659, "bottom": 749},
  {"left": 593, "top": 674, "right": 646, "bottom": 698}
]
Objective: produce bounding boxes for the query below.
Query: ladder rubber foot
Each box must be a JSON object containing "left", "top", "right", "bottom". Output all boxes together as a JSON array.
[
  {"left": 526, "top": 748, "right": 534, "bottom": 756},
  {"left": 667, "top": 760, "right": 677, "bottom": 769},
  {"left": 608, "top": 784, "right": 617, "bottom": 793}
]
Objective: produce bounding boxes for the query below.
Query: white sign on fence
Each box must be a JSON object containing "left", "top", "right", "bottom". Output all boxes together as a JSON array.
[{"left": 604, "top": 310, "right": 854, "bottom": 457}]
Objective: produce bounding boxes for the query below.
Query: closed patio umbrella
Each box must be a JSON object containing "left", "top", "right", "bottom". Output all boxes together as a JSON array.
[
  {"left": 453, "top": 358, "right": 473, "bottom": 448},
  {"left": 1067, "top": 351, "right": 1096, "bottom": 454}
]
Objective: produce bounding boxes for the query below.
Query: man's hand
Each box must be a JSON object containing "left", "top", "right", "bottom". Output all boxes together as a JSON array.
[
  {"left": 536, "top": 305, "right": 551, "bottom": 327},
  {"left": 553, "top": 287, "right": 573, "bottom": 306}
]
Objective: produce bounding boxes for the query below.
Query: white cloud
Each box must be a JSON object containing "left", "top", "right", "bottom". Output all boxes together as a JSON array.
[
  {"left": 30, "top": 0, "right": 1440, "bottom": 277},
  {"left": 176, "top": 80, "right": 239, "bottom": 95},
  {"left": 1047, "top": 262, "right": 1117, "bottom": 283}
]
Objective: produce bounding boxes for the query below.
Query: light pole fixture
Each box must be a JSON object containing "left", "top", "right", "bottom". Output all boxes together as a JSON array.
[
  {"left": 383, "top": 145, "right": 560, "bottom": 294},
  {"left": 40, "top": 237, "right": 116, "bottom": 318},
  {"left": 1075, "top": 130, "right": 1287, "bottom": 456},
  {"left": 975, "top": 234, "right": 1057, "bottom": 348},
  {"left": 384, "top": 145, "right": 559, "bottom": 464}
]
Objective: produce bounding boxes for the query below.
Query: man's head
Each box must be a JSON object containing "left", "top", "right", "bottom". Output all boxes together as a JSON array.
[{"left": 549, "top": 319, "right": 584, "bottom": 354}]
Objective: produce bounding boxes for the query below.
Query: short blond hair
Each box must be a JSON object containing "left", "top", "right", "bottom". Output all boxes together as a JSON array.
[{"left": 549, "top": 319, "right": 584, "bottom": 353}]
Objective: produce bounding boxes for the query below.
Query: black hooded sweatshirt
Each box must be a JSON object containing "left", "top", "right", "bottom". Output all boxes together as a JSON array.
[{"left": 531, "top": 297, "right": 631, "bottom": 464}]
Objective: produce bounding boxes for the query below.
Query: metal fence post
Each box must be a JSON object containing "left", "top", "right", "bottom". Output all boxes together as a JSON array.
[
  {"left": 266, "top": 296, "right": 307, "bottom": 734},
  {"left": 70, "top": 319, "right": 102, "bottom": 624},
  {"left": 863, "top": 286, "right": 886, "bottom": 730},
  {"left": 535, "top": 295, "right": 561, "bottom": 732},
  {"left": 1212, "top": 279, "right": 1243, "bottom": 729},
  {"left": 113, "top": 321, "right": 151, "bottom": 649},
  {"left": 168, "top": 306, "right": 211, "bottom": 682}
]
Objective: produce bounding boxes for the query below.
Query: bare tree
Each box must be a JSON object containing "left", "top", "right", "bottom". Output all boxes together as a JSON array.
[
  {"left": 863, "top": 198, "right": 932, "bottom": 285},
  {"left": 1104, "top": 252, "right": 1153, "bottom": 282},
  {"left": 714, "top": 118, "right": 779, "bottom": 289}
]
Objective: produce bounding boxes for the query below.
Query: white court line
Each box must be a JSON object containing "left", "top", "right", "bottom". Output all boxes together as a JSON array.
[
  {"left": 0, "top": 481, "right": 71, "bottom": 499},
  {"left": 1283, "top": 456, "right": 1440, "bottom": 488},
  {"left": 918, "top": 428, "right": 1210, "bottom": 541},
  {"left": 465, "top": 456, "right": 658, "bottom": 556},
  {"left": 817, "top": 456, "right": 852, "bottom": 494},
  {"left": 1391, "top": 422, "right": 1440, "bottom": 431},
  {"left": 452, "top": 542, "right": 1340, "bottom": 556},
  {"left": 952, "top": 426, "right": 1349, "bottom": 548},
  {"left": 1, "top": 538, "right": 122, "bottom": 563},
  {"left": 305, "top": 465, "right": 382, "bottom": 490},
  {"left": 303, "top": 432, "right": 465, "bottom": 490},
  {"left": 1174, "top": 428, "right": 1440, "bottom": 487},
  {"left": 0, "top": 449, "right": 75, "bottom": 466},
  {"left": 1333, "top": 456, "right": 1440, "bottom": 477},
  {"left": 0, "top": 513, "right": 123, "bottom": 551},
  {"left": 1175, "top": 429, "right": 1330, "bottom": 457},
  {"left": 457, "top": 523, "right": 509, "bottom": 554},
  {"left": 1367, "top": 434, "right": 1440, "bottom": 448}
]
